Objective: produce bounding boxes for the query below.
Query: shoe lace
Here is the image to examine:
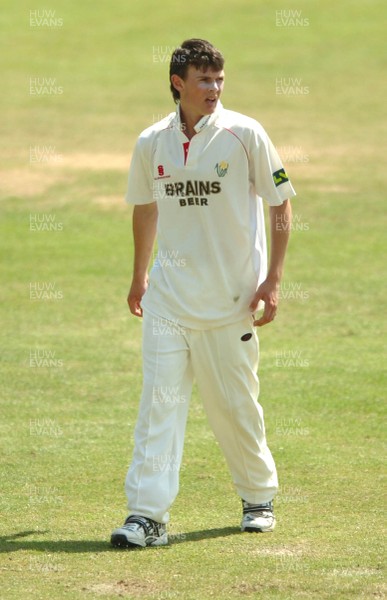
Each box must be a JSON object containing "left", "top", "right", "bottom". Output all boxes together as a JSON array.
[
  {"left": 124, "top": 515, "right": 161, "bottom": 537},
  {"left": 242, "top": 499, "right": 274, "bottom": 520},
  {"left": 244, "top": 510, "right": 273, "bottom": 521}
]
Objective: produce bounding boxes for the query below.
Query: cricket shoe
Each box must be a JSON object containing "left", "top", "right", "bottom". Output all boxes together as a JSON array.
[
  {"left": 241, "top": 499, "right": 276, "bottom": 533},
  {"left": 111, "top": 515, "right": 168, "bottom": 548}
]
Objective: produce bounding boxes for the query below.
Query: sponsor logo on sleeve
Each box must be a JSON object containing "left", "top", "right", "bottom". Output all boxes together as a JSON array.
[{"left": 273, "top": 168, "right": 289, "bottom": 187}]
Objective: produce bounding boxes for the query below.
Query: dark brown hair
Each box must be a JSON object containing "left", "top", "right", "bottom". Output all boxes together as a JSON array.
[{"left": 169, "top": 39, "right": 225, "bottom": 103}]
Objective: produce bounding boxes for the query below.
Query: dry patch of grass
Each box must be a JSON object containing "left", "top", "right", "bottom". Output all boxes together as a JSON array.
[
  {"left": 1, "top": 153, "right": 130, "bottom": 201},
  {"left": 82, "top": 578, "right": 160, "bottom": 597}
]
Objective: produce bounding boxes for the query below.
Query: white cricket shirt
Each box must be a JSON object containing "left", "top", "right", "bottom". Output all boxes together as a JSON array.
[{"left": 125, "top": 102, "right": 296, "bottom": 329}]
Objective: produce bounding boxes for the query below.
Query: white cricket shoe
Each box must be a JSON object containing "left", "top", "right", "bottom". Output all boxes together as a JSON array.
[
  {"left": 111, "top": 515, "right": 168, "bottom": 548},
  {"left": 241, "top": 500, "right": 276, "bottom": 533}
]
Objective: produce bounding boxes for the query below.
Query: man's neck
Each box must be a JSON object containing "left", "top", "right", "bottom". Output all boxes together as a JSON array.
[{"left": 179, "top": 106, "right": 203, "bottom": 140}]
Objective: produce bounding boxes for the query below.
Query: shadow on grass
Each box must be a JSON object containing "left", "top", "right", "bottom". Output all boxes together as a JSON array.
[{"left": 0, "top": 526, "right": 240, "bottom": 553}]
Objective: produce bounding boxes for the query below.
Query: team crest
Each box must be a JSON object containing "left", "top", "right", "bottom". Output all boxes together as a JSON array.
[{"left": 215, "top": 161, "right": 229, "bottom": 177}]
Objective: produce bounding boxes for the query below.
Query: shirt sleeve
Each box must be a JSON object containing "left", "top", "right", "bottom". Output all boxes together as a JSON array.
[
  {"left": 249, "top": 125, "right": 296, "bottom": 206},
  {"left": 125, "top": 135, "right": 155, "bottom": 205}
]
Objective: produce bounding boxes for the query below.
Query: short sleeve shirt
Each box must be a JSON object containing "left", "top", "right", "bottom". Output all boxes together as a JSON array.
[{"left": 126, "top": 102, "right": 296, "bottom": 329}]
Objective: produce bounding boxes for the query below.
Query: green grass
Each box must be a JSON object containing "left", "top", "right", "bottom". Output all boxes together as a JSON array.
[{"left": 1, "top": 0, "right": 386, "bottom": 598}]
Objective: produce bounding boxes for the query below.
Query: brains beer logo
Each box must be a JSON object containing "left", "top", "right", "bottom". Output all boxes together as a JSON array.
[{"left": 215, "top": 161, "right": 229, "bottom": 177}]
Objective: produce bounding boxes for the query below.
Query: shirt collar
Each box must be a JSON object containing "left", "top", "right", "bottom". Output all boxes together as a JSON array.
[{"left": 174, "top": 101, "right": 223, "bottom": 134}]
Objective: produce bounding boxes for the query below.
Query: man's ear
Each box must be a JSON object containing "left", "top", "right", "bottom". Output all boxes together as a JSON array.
[{"left": 171, "top": 74, "right": 184, "bottom": 95}]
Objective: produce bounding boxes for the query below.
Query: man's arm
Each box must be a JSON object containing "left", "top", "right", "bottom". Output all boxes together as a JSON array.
[
  {"left": 250, "top": 199, "right": 292, "bottom": 327},
  {"left": 127, "top": 202, "right": 158, "bottom": 317}
]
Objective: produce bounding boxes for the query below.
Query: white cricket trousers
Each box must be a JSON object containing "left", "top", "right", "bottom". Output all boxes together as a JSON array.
[{"left": 125, "top": 310, "right": 278, "bottom": 524}]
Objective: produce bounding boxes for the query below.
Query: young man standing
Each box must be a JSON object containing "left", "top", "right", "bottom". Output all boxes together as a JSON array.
[{"left": 111, "top": 39, "right": 296, "bottom": 548}]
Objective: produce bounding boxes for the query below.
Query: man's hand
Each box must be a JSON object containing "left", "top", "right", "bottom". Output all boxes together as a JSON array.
[
  {"left": 249, "top": 279, "right": 279, "bottom": 327},
  {"left": 249, "top": 199, "right": 292, "bottom": 327},
  {"left": 127, "top": 277, "right": 148, "bottom": 317}
]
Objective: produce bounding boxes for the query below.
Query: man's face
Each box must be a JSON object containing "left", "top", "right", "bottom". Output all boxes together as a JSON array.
[{"left": 172, "top": 65, "right": 225, "bottom": 118}]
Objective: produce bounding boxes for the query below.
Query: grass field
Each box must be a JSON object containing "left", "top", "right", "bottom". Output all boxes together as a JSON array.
[{"left": 1, "top": 1, "right": 386, "bottom": 598}]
